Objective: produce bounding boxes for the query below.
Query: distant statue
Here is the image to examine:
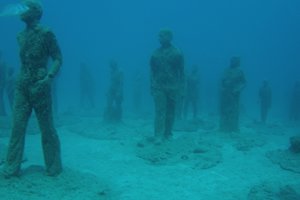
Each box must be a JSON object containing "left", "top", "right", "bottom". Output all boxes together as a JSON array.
[
  {"left": 132, "top": 70, "right": 143, "bottom": 115},
  {"left": 150, "top": 29, "right": 184, "bottom": 139},
  {"left": 175, "top": 84, "right": 185, "bottom": 121},
  {"left": 258, "top": 80, "right": 272, "bottom": 124},
  {"left": 104, "top": 60, "right": 123, "bottom": 123},
  {"left": 5, "top": 67, "right": 16, "bottom": 111},
  {"left": 219, "top": 56, "right": 246, "bottom": 132},
  {"left": 3, "top": 0, "right": 62, "bottom": 178},
  {"left": 184, "top": 65, "right": 200, "bottom": 120},
  {"left": 79, "top": 62, "right": 95, "bottom": 110},
  {"left": 289, "top": 81, "right": 300, "bottom": 121},
  {"left": 0, "top": 51, "right": 7, "bottom": 116}
]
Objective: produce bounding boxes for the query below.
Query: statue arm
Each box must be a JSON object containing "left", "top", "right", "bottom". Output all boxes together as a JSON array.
[{"left": 46, "top": 31, "right": 62, "bottom": 78}]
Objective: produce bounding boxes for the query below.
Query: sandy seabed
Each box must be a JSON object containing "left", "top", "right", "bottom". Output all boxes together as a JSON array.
[{"left": 0, "top": 114, "right": 300, "bottom": 200}]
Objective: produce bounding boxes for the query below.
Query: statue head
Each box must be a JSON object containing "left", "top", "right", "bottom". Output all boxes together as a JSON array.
[
  {"left": 20, "top": 0, "right": 43, "bottom": 25},
  {"left": 230, "top": 56, "right": 240, "bottom": 68},
  {"left": 109, "top": 59, "right": 118, "bottom": 72},
  {"left": 262, "top": 79, "right": 269, "bottom": 87},
  {"left": 158, "top": 29, "right": 173, "bottom": 47}
]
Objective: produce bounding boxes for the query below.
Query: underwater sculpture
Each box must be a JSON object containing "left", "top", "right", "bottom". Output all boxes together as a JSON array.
[
  {"left": 2, "top": 0, "right": 62, "bottom": 178},
  {"left": 184, "top": 65, "right": 200, "bottom": 120},
  {"left": 79, "top": 62, "right": 95, "bottom": 110},
  {"left": 132, "top": 70, "right": 143, "bottom": 115},
  {"left": 104, "top": 60, "right": 123, "bottom": 123},
  {"left": 259, "top": 80, "right": 272, "bottom": 124},
  {"left": 267, "top": 136, "right": 300, "bottom": 174},
  {"left": 150, "top": 29, "right": 184, "bottom": 139},
  {"left": 219, "top": 56, "right": 246, "bottom": 132}
]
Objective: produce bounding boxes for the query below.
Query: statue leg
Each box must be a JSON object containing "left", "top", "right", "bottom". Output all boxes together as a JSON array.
[
  {"left": 33, "top": 87, "right": 62, "bottom": 176},
  {"left": 153, "top": 90, "right": 166, "bottom": 138},
  {"left": 3, "top": 88, "right": 31, "bottom": 177}
]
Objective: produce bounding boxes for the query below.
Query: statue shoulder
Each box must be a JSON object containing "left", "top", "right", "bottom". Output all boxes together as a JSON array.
[
  {"left": 40, "top": 26, "right": 56, "bottom": 38},
  {"left": 30, "top": 25, "right": 56, "bottom": 41},
  {"left": 171, "top": 46, "right": 183, "bottom": 57},
  {"left": 35, "top": 25, "right": 50, "bottom": 33}
]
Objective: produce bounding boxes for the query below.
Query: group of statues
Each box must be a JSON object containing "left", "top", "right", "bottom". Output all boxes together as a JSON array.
[
  {"left": 150, "top": 30, "right": 300, "bottom": 137},
  {"left": 0, "top": 0, "right": 299, "bottom": 178}
]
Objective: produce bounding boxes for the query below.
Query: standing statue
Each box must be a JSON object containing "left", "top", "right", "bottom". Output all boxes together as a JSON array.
[
  {"left": 150, "top": 29, "right": 184, "bottom": 139},
  {"left": 104, "top": 60, "right": 123, "bottom": 123},
  {"left": 219, "top": 57, "right": 246, "bottom": 132},
  {"left": 184, "top": 65, "right": 200, "bottom": 120},
  {"left": 79, "top": 62, "right": 95, "bottom": 110},
  {"left": 3, "top": 0, "right": 62, "bottom": 178},
  {"left": 259, "top": 80, "right": 272, "bottom": 124}
]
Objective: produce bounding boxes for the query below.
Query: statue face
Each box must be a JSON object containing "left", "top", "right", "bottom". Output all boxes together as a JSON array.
[
  {"left": 230, "top": 57, "right": 240, "bottom": 68},
  {"left": 110, "top": 61, "right": 118, "bottom": 71},
  {"left": 158, "top": 30, "right": 172, "bottom": 47}
]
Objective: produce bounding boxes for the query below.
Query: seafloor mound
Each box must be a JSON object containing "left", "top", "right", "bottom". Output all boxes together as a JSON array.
[
  {"left": 0, "top": 166, "right": 117, "bottom": 200},
  {"left": 136, "top": 135, "right": 222, "bottom": 169},
  {"left": 247, "top": 181, "right": 300, "bottom": 200},
  {"left": 266, "top": 136, "right": 300, "bottom": 174}
]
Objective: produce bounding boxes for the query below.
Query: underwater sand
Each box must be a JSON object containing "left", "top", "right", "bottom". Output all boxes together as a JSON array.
[{"left": 0, "top": 114, "right": 300, "bottom": 200}]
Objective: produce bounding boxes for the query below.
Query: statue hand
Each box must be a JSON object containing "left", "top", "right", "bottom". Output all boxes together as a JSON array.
[{"left": 31, "top": 75, "right": 52, "bottom": 94}]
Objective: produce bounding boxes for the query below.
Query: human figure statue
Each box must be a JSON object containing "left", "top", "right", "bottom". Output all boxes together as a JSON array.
[
  {"left": 184, "top": 65, "right": 200, "bottom": 120},
  {"left": 132, "top": 70, "right": 142, "bottom": 115},
  {"left": 289, "top": 81, "right": 300, "bottom": 121},
  {"left": 219, "top": 57, "right": 246, "bottom": 132},
  {"left": 259, "top": 80, "right": 272, "bottom": 124},
  {"left": 104, "top": 60, "right": 123, "bottom": 123},
  {"left": 79, "top": 63, "right": 95, "bottom": 110},
  {"left": 6, "top": 67, "right": 16, "bottom": 111},
  {"left": 150, "top": 29, "right": 184, "bottom": 140},
  {"left": 0, "top": 51, "right": 7, "bottom": 116},
  {"left": 3, "top": 0, "right": 62, "bottom": 178}
]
